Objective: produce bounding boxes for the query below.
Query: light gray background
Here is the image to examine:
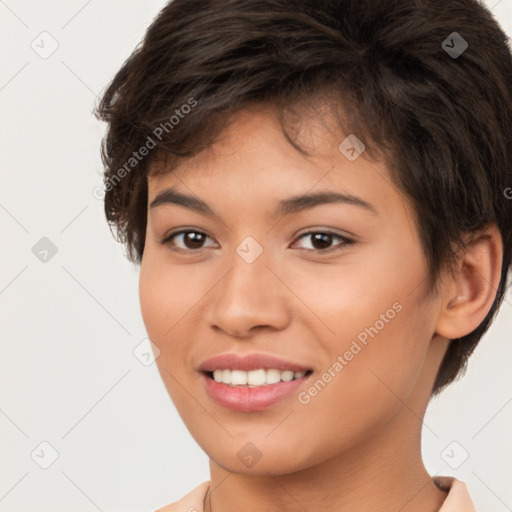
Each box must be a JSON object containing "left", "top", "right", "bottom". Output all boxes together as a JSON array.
[{"left": 1, "top": 1, "right": 511, "bottom": 511}]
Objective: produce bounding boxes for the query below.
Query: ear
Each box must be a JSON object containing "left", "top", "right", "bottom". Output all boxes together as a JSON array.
[{"left": 435, "top": 224, "right": 503, "bottom": 339}]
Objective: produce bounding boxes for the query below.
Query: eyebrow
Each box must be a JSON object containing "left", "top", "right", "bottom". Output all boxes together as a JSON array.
[{"left": 149, "top": 186, "right": 378, "bottom": 218}]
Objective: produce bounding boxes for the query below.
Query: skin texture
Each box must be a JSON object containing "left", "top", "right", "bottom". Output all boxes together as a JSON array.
[{"left": 139, "top": 104, "right": 502, "bottom": 512}]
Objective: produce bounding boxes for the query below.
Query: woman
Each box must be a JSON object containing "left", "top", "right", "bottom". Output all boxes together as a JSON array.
[{"left": 95, "top": 0, "right": 512, "bottom": 510}]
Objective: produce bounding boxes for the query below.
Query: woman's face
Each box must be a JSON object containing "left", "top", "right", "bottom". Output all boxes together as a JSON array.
[{"left": 139, "top": 105, "right": 447, "bottom": 475}]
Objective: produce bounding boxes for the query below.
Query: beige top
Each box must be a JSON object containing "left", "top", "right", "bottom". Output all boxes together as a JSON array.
[{"left": 155, "top": 476, "right": 476, "bottom": 512}]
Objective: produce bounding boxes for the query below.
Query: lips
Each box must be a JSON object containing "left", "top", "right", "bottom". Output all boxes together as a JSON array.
[
  {"left": 198, "top": 352, "right": 313, "bottom": 373},
  {"left": 200, "top": 372, "right": 312, "bottom": 412},
  {"left": 197, "top": 352, "right": 314, "bottom": 412}
]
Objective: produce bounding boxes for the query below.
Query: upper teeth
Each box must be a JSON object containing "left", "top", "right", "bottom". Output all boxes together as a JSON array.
[{"left": 212, "top": 369, "right": 307, "bottom": 386}]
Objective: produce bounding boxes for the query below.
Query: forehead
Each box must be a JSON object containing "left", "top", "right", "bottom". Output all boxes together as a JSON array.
[{"left": 146, "top": 106, "right": 403, "bottom": 220}]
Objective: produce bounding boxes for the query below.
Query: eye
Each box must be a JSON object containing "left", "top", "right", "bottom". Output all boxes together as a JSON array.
[
  {"left": 160, "top": 230, "right": 217, "bottom": 251},
  {"left": 160, "top": 229, "right": 354, "bottom": 254},
  {"left": 292, "top": 230, "right": 353, "bottom": 253}
]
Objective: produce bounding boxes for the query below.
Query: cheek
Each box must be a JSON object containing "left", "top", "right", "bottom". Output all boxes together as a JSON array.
[
  {"left": 138, "top": 250, "right": 189, "bottom": 377},
  {"left": 138, "top": 254, "right": 195, "bottom": 410},
  {"left": 139, "top": 255, "right": 167, "bottom": 341},
  {"left": 285, "top": 306, "right": 434, "bottom": 466},
  {"left": 139, "top": 248, "right": 203, "bottom": 341},
  {"left": 289, "top": 241, "right": 434, "bottom": 410},
  {"left": 138, "top": 248, "right": 218, "bottom": 388}
]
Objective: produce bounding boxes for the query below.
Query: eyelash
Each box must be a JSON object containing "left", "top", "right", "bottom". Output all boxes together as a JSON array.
[{"left": 159, "top": 229, "right": 354, "bottom": 255}]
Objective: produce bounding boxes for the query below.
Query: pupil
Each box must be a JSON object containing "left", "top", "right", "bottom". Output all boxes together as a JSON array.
[
  {"left": 186, "top": 232, "right": 204, "bottom": 249},
  {"left": 312, "top": 233, "right": 331, "bottom": 250}
]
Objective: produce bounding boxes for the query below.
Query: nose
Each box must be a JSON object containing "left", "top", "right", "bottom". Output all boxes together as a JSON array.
[{"left": 207, "top": 249, "right": 292, "bottom": 339}]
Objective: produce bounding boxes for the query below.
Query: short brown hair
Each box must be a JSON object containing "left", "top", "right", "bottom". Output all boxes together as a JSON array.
[{"left": 94, "top": 0, "right": 512, "bottom": 394}]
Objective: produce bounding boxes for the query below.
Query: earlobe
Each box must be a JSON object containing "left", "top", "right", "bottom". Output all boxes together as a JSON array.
[{"left": 435, "top": 224, "right": 503, "bottom": 340}]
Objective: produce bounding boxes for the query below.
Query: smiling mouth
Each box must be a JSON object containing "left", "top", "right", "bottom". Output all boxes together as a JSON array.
[{"left": 204, "top": 369, "right": 314, "bottom": 387}]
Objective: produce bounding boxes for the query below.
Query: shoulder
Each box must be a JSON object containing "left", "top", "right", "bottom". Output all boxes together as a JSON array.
[{"left": 155, "top": 481, "right": 210, "bottom": 512}]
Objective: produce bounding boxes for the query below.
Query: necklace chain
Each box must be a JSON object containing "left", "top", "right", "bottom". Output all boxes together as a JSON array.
[{"left": 203, "top": 485, "right": 211, "bottom": 512}]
